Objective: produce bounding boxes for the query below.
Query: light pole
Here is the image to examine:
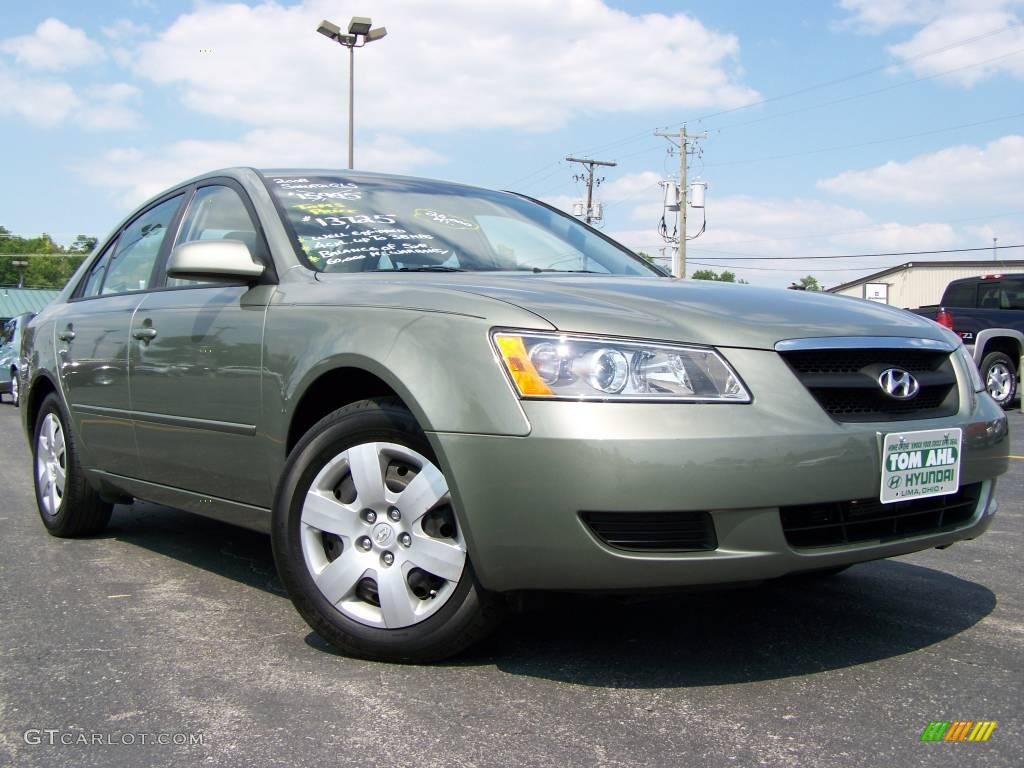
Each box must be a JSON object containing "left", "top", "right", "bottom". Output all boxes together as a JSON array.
[
  {"left": 11, "top": 259, "right": 28, "bottom": 288},
  {"left": 317, "top": 17, "right": 387, "bottom": 170}
]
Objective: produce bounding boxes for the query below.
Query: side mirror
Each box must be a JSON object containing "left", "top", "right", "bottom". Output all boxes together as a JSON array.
[{"left": 167, "top": 240, "right": 265, "bottom": 282}]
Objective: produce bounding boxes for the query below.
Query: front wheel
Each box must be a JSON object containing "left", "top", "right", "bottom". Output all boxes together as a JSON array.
[
  {"left": 272, "top": 398, "right": 501, "bottom": 662},
  {"left": 981, "top": 351, "right": 1017, "bottom": 408}
]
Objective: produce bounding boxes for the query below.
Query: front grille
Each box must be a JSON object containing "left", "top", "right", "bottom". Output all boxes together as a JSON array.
[
  {"left": 780, "top": 483, "right": 981, "bottom": 548},
  {"left": 779, "top": 347, "right": 958, "bottom": 422},
  {"left": 581, "top": 510, "right": 717, "bottom": 552}
]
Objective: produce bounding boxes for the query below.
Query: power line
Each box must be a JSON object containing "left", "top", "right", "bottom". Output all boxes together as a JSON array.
[
  {"left": 704, "top": 110, "right": 1024, "bottom": 169},
  {"left": 711, "top": 46, "right": 1024, "bottom": 134},
  {"left": 504, "top": 22, "right": 1023, "bottom": 190},
  {"left": 681, "top": 210, "right": 1024, "bottom": 248},
  {"left": 690, "top": 244, "right": 1024, "bottom": 261},
  {"left": 569, "top": 22, "right": 1022, "bottom": 158},
  {"left": 686, "top": 260, "right": 901, "bottom": 273},
  {"left": 678, "top": 24, "right": 1021, "bottom": 129}
]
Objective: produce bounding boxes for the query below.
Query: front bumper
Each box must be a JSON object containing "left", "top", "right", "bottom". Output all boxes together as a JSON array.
[{"left": 430, "top": 348, "right": 1010, "bottom": 592}]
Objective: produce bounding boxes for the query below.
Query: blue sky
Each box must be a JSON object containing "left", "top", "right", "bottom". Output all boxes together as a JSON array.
[{"left": 1, "top": 0, "right": 1022, "bottom": 287}]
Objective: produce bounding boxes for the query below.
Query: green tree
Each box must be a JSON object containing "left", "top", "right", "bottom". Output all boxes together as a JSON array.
[
  {"left": 0, "top": 225, "right": 92, "bottom": 288},
  {"left": 691, "top": 268, "right": 739, "bottom": 282},
  {"left": 68, "top": 235, "right": 98, "bottom": 253},
  {"left": 798, "top": 275, "right": 822, "bottom": 291}
]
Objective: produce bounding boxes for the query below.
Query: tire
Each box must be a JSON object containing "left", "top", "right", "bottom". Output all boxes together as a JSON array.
[
  {"left": 980, "top": 351, "right": 1017, "bottom": 408},
  {"left": 272, "top": 397, "right": 502, "bottom": 663},
  {"left": 10, "top": 368, "right": 19, "bottom": 407},
  {"left": 32, "top": 394, "right": 112, "bottom": 537}
]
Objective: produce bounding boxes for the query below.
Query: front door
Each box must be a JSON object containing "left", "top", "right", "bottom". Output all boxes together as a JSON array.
[{"left": 129, "top": 183, "right": 273, "bottom": 506}]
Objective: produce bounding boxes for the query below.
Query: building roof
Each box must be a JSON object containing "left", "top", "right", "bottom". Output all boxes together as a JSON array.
[
  {"left": 0, "top": 287, "right": 61, "bottom": 319},
  {"left": 827, "top": 260, "right": 1024, "bottom": 294}
]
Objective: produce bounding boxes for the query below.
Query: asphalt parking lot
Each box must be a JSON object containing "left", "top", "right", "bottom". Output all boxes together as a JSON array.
[{"left": 0, "top": 404, "right": 1020, "bottom": 768}]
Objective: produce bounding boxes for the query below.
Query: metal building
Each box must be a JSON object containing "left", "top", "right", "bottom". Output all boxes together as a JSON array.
[
  {"left": 827, "top": 260, "right": 1024, "bottom": 309},
  {"left": 0, "top": 287, "right": 61, "bottom": 324}
]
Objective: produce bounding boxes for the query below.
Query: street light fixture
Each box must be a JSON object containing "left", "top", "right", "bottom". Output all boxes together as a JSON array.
[{"left": 317, "top": 16, "right": 387, "bottom": 170}]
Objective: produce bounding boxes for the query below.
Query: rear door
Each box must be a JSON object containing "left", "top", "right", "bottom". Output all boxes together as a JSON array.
[
  {"left": 128, "top": 181, "right": 274, "bottom": 506},
  {"left": 53, "top": 192, "right": 187, "bottom": 476}
]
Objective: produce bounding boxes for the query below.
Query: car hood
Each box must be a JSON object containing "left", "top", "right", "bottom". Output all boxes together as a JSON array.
[{"left": 417, "top": 273, "right": 951, "bottom": 350}]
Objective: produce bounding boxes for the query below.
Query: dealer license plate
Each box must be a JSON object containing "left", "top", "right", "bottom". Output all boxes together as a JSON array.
[{"left": 880, "top": 428, "right": 962, "bottom": 504}]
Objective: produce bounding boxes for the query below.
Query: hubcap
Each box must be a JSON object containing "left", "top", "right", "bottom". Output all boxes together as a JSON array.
[
  {"left": 986, "top": 363, "right": 1013, "bottom": 402},
  {"left": 35, "top": 413, "right": 67, "bottom": 516},
  {"left": 10, "top": 374, "right": 18, "bottom": 403},
  {"left": 298, "top": 442, "right": 466, "bottom": 629}
]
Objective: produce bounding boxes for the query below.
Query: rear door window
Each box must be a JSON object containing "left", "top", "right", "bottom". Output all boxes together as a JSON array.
[{"left": 79, "top": 239, "right": 119, "bottom": 298}]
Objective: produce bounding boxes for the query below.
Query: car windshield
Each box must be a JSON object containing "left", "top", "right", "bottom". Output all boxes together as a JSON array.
[{"left": 263, "top": 173, "right": 658, "bottom": 276}]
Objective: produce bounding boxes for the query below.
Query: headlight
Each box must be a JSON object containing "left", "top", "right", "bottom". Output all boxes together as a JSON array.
[
  {"left": 492, "top": 331, "right": 751, "bottom": 402},
  {"left": 955, "top": 344, "right": 985, "bottom": 393}
]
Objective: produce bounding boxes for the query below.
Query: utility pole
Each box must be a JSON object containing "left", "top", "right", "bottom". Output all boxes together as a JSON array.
[
  {"left": 655, "top": 126, "right": 706, "bottom": 278},
  {"left": 993, "top": 236, "right": 998, "bottom": 261},
  {"left": 566, "top": 156, "right": 617, "bottom": 225}
]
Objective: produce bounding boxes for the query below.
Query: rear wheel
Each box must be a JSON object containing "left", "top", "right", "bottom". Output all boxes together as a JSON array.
[
  {"left": 33, "top": 394, "right": 112, "bottom": 537},
  {"left": 981, "top": 351, "right": 1017, "bottom": 407},
  {"left": 272, "top": 397, "right": 501, "bottom": 662}
]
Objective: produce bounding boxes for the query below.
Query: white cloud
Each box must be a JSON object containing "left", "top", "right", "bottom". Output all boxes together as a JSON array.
[
  {"left": 0, "top": 63, "right": 79, "bottom": 126},
  {"left": 539, "top": 194, "right": 577, "bottom": 214},
  {"left": 74, "top": 129, "right": 445, "bottom": 205},
  {"left": 601, "top": 171, "right": 664, "bottom": 203},
  {"left": 0, "top": 18, "right": 105, "bottom": 71},
  {"left": 818, "top": 135, "right": 1024, "bottom": 205},
  {"left": 839, "top": 1, "right": 1024, "bottom": 84},
  {"left": 131, "top": 0, "right": 758, "bottom": 134},
  {"left": 102, "top": 20, "right": 151, "bottom": 41},
  {"left": 889, "top": 11, "right": 1024, "bottom": 85},
  {"left": 0, "top": 63, "right": 142, "bottom": 131},
  {"left": 80, "top": 83, "right": 144, "bottom": 131},
  {"left": 600, "top": 176, "right": 968, "bottom": 287},
  {"left": 964, "top": 218, "right": 1024, "bottom": 245},
  {"left": 839, "top": 0, "right": 948, "bottom": 32}
]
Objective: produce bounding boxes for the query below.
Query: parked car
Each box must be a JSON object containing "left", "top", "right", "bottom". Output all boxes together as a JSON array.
[
  {"left": 20, "top": 168, "right": 1010, "bottom": 662},
  {"left": 910, "top": 273, "right": 1024, "bottom": 407},
  {"left": 0, "top": 312, "right": 32, "bottom": 406}
]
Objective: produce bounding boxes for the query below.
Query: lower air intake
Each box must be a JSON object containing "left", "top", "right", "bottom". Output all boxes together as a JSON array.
[
  {"left": 581, "top": 510, "right": 717, "bottom": 552},
  {"left": 780, "top": 483, "right": 982, "bottom": 548}
]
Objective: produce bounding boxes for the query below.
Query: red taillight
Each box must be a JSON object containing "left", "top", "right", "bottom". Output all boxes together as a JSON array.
[{"left": 935, "top": 307, "right": 954, "bottom": 329}]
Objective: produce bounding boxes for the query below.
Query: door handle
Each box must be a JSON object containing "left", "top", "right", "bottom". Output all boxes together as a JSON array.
[
  {"left": 133, "top": 327, "right": 158, "bottom": 342},
  {"left": 58, "top": 328, "right": 76, "bottom": 342}
]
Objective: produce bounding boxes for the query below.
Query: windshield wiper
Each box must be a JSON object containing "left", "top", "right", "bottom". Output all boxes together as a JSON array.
[
  {"left": 393, "top": 265, "right": 465, "bottom": 272},
  {"left": 526, "top": 267, "right": 602, "bottom": 274}
]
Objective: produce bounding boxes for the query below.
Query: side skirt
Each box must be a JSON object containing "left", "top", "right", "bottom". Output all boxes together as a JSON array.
[{"left": 89, "top": 469, "right": 272, "bottom": 533}]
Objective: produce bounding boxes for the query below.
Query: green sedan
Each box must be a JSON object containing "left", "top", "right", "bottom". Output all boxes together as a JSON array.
[{"left": 20, "top": 168, "right": 1010, "bottom": 662}]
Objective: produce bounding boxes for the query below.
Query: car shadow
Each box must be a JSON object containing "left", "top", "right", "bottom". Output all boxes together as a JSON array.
[
  {"left": 105, "top": 502, "right": 287, "bottom": 597},
  {"left": 104, "top": 504, "right": 995, "bottom": 686},
  {"left": 454, "top": 560, "right": 995, "bottom": 687}
]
